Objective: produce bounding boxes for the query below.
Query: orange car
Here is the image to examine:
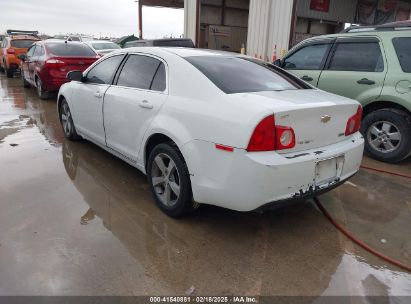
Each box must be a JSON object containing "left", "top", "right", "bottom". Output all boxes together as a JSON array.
[{"left": 0, "top": 30, "right": 40, "bottom": 78}]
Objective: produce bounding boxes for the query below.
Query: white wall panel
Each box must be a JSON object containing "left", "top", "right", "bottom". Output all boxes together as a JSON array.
[
  {"left": 184, "top": 0, "right": 198, "bottom": 43},
  {"left": 247, "top": 0, "right": 294, "bottom": 60}
]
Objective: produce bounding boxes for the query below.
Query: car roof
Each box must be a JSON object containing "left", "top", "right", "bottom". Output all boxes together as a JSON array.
[
  {"left": 119, "top": 47, "right": 240, "bottom": 58},
  {"left": 8, "top": 35, "right": 40, "bottom": 41},
  {"left": 86, "top": 40, "right": 116, "bottom": 44}
]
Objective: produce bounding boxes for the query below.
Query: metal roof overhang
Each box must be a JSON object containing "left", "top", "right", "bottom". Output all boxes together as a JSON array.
[{"left": 140, "top": 0, "right": 184, "bottom": 9}]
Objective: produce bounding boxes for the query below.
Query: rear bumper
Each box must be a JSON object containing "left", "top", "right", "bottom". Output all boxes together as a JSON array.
[
  {"left": 43, "top": 78, "right": 69, "bottom": 92},
  {"left": 183, "top": 133, "right": 364, "bottom": 212}
]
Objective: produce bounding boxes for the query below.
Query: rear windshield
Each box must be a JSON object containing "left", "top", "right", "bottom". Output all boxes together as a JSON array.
[
  {"left": 393, "top": 37, "right": 411, "bottom": 73},
  {"left": 11, "top": 39, "right": 37, "bottom": 49},
  {"left": 91, "top": 42, "right": 120, "bottom": 50},
  {"left": 186, "top": 56, "right": 301, "bottom": 94},
  {"left": 153, "top": 40, "right": 194, "bottom": 48},
  {"left": 46, "top": 43, "right": 96, "bottom": 57}
]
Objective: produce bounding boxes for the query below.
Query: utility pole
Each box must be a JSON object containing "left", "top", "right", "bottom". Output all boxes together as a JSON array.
[{"left": 135, "top": 0, "right": 143, "bottom": 39}]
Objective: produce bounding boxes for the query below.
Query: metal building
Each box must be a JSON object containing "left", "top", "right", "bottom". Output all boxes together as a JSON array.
[{"left": 139, "top": 0, "right": 411, "bottom": 60}]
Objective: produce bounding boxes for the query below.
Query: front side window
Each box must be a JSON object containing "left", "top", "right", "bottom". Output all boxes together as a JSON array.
[
  {"left": 26, "top": 45, "right": 36, "bottom": 57},
  {"left": 328, "top": 42, "right": 384, "bottom": 72},
  {"left": 284, "top": 44, "right": 330, "bottom": 70},
  {"left": 393, "top": 37, "right": 411, "bottom": 73},
  {"left": 33, "top": 45, "right": 43, "bottom": 57},
  {"left": 117, "top": 55, "right": 164, "bottom": 90},
  {"left": 85, "top": 55, "right": 124, "bottom": 85},
  {"left": 186, "top": 56, "right": 300, "bottom": 94}
]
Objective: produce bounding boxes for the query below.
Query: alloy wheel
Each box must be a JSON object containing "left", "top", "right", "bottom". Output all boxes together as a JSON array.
[
  {"left": 61, "top": 103, "right": 73, "bottom": 136},
  {"left": 367, "top": 121, "right": 402, "bottom": 154},
  {"left": 151, "top": 153, "right": 181, "bottom": 207}
]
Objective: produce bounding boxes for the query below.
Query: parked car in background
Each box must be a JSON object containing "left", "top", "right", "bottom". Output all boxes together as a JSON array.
[
  {"left": 275, "top": 22, "right": 411, "bottom": 163},
  {"left": 0, "top": 30, "right": 40, "bottom": 78},
  {"left": 19, "top": 40, "right": 98, "bottom": 99},
  {"left": 57, "top": 47, "right": 364, "bottom": 217},
  {"left": 85, "top": 40, "right": 121, "bottom": 57},
  {"left": 124, "top": 38, "right": 195, "bottom": 48},
  {"left": 67, "top": 35, "right": 94, "bottom": 42}
]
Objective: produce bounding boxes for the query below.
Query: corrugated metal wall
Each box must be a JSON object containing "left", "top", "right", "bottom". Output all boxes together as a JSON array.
[
  {"left": 247, "top": 0, "right": 294, "bottom": 60},
  {"left": 184, "top": 0, "right": 198, "bottom": 44},
  {"left": 296, "top": 0, "right": 357, "bottom": 23}
]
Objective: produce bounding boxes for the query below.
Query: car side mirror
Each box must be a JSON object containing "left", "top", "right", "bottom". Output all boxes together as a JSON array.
[
  {"left": 67, "top": 70, "right": 84, "bottom": 82},
  {"left": 273, "top": 58, "right": 283, "bottom": 67},
  {"left": 17, "top": 54, "right": 27, "bottom": 61}
]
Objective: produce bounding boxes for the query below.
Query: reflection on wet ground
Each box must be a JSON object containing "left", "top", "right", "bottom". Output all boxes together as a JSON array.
[{"left": 0, "top": 74, "right": 410, "bottom": 297}]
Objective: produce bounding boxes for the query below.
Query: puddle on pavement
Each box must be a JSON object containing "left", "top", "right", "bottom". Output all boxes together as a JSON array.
[{"left": 0, "top": 74, "right": 410, "bottom": 296}]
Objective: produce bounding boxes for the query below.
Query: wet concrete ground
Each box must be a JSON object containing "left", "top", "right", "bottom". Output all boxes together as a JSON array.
[{"left": 0, "top": 73, "right": 410, "bottom": 297}]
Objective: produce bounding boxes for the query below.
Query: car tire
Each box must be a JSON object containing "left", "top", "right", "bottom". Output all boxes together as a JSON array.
[
  {"left": 147, "top": 143, "right": 198, "bottom": 217},
  {"left": 361, "top": 109, "right": 411, "bottom": 163},
  {"left": 22, "top": 72, "right": 30, "bottom": 88},
  {"left": 60, "top": 98, "right": 81, "bottom": 141},
  {"left": 36, "top": 77, "right": 48, "bottom": 99}
]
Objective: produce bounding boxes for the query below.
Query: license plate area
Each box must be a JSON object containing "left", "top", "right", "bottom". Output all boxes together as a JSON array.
[{"left": 315, "top": 155, "right": 345, "bottom": 186}]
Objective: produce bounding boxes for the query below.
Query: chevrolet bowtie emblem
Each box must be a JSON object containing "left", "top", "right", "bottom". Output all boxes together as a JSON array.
[{"left": 321, "top": 115, "right": 332, "bottom": 123}]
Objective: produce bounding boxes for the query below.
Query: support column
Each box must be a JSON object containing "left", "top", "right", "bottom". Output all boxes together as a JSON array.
[{"left": 184, "top": 0, "right": 199, "bottom": 46}]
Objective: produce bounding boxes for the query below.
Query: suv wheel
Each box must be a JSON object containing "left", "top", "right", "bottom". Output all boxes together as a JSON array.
[
  {"left": 361, "top": 109, "right": 411, "bottom": 163},
  {"left": 5, "top": 68, "right": 13, "bottom": 78},
  {"left": 147, "top": 143, "right": 198, "bottom": 217}
]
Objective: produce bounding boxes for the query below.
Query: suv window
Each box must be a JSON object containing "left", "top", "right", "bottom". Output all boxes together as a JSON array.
[
  {"left": 11, "top": 39, "right": 37, "bottom": 49},
  {"left": 117, "top": 55, "right": 164, "bottom": 90},
  {"left": 392, "top": 37, "right": 411, "bottom": 73},
  {"left": 328, "top": 42, "right": 384, "bottom": 72},
  {"left": 284, "top": 44, "right": 330, "bottom": 70},
  {"left": 86, "top": 55, "right": 124, "bottom": 85}
]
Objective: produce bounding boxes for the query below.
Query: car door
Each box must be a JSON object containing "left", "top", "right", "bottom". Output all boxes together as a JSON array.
[
  {"left": 317, "top": 37, "right": 387, "bottom": 103},
  {"left": 282, "top": 39, "right": 334, "bottom": 86},
  {"left": 22, "top": 45, "right": 36, "bottom": 83},
  {"left": 70, "top": 54, "right": 125, "bottom": 145},
  {"left": 30, "top": 45, "right": 43, "bottom": 81},
  {"left": 103, "top": 54, "right": 168, "bottom": 162}
]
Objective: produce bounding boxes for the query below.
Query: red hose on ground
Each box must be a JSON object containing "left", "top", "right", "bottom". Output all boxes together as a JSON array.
[
  {"left": 314, "top": 197, "right": 411, "bottom": 273},
  {"left": 360, "top": 165, "right": 411, "bottom": 179}
]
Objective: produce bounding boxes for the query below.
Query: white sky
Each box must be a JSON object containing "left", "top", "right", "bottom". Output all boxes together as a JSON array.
[{"left": 0, "top": 0, "right": 184, "bottom": 39}]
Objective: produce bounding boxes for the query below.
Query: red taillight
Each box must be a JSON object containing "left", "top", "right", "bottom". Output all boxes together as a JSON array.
[
  {"left": 246, "top": 115, "right": 296, "bottom": 152},
  {"left": 7, "top": 48, "right": 15, "bottom": 54},
  {"left": 46, "top": 58, "right": 66, "bottom": 66},
  {"left": 345, "top": 106, "right": 363, "bottom": 136},
  {"left": 247, "top": 115, "right": 276, "bottom": 152}
]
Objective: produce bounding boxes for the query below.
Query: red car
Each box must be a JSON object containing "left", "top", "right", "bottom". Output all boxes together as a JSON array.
[{"left": 20, "top": 40, "right": 98, "bottom": 99}]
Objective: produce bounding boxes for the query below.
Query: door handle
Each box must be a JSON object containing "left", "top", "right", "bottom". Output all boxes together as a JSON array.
[
  {"left": 357, "top": 78, "right": 375, "bottom": 85},
  {"left": 94, "top": 91, "right": 103, "bottom": 98},
  {"left": 301, "top": 75, "right": 314, "bottom": 82},
  {"left": 139, "top": 100, "right": 153, "bottom": 109}
]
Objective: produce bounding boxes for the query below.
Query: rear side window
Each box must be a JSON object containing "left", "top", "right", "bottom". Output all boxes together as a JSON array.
[
  {"left": 186, "top": 56, "right": 300, "bottom": 94},
  {"left": 86, "top": 55, "right": 124, "bottom": 85},
  {"left": 393, "top": 38, "right": 411, "bottom": 73},
  {"left": 328, "top": 42, "right": 384, "bottom": 72},
  {"left": 46, "top": 43, "right": 96, "bottom": 57},
  {"left": 11, "top": 39, "right": 37, "bottom": 49},
  {"left": 33, "top": 46, "right": 44, "bottom": 57},
  {"left": 117, "top": 55, "right": 164, "bottom": 90},
  {"left": 284, "top": 44, "right": 330, "bottom": 70},
  {"left": 151, "top": 63, "right": 166, "bottom": 92}
]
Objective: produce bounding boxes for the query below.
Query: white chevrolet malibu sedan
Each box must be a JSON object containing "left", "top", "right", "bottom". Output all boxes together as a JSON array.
[{"left": 57, "top": 47, "right": 364, "bottom": 217}]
